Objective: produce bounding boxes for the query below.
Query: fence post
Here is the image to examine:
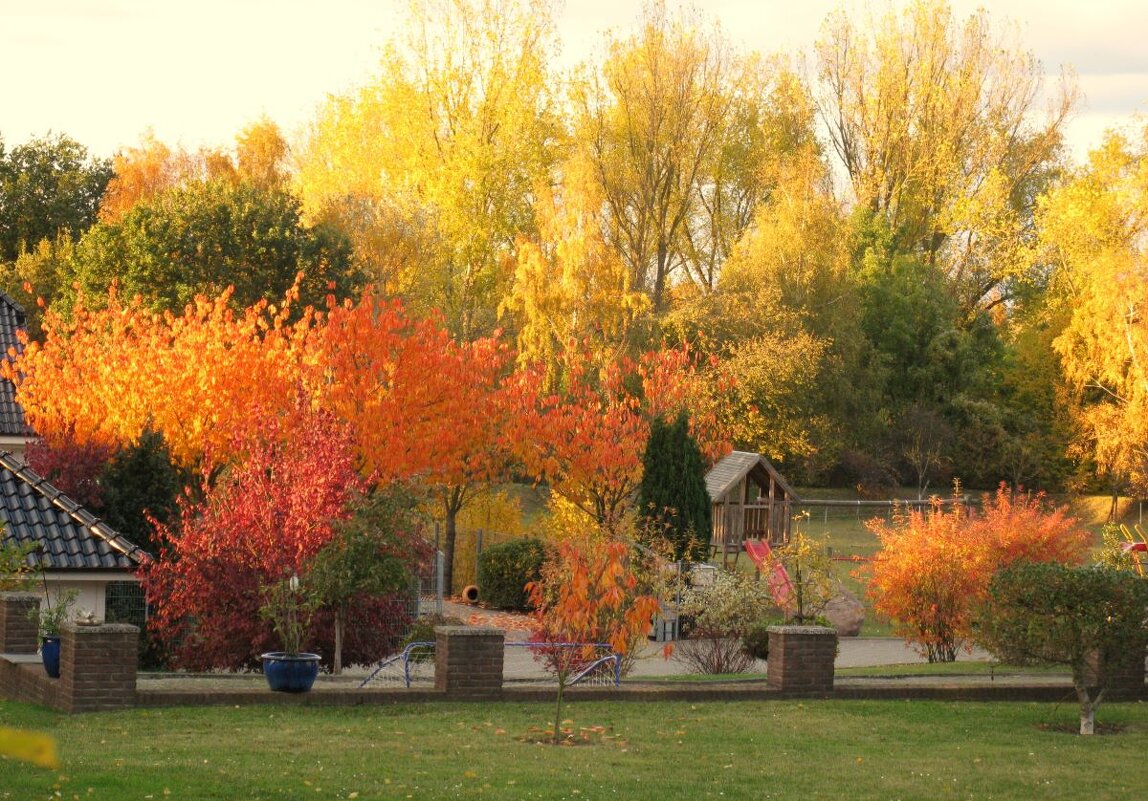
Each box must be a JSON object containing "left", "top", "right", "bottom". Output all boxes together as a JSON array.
[{"left": 475, "top": 529, "right": 484, "bottom": 580}]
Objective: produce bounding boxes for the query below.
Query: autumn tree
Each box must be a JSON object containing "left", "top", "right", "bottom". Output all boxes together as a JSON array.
[
  {"left": 6, "top": 287, "right": 315, "bottom": 468},
  {"left": 295, "top": 0, "right": 558, "bottom": 339},
  {"left": 865, "top": 486, "right": 1090, "bottom": 661},
  {"left": 571, "top": 2, "right": 760, "bottom": 309},
  {"left": 1039, "top": 126, "right": 1148, "bottom": 508},
  {"left": 527, "top": 539, "right": 659, "bottom": 743},
  {"left": 500, "top": 148, "right": 650, "bottom": 368},
  {"left": 509, "top": 346, "right": 728, "bottom": 538},
  {"left": 143, "top": 411, "right": 367, "bottom": 670},
  {"left": 234, "top": 118, "right": 289, "bottom": 190},
  {"left": 815, "top": 0, "right": 1075, "bottom": 315},
  {"left": 313, "top": 290, "right": 512, "bottom": 594},
  {"left": 24, "top": 428, "right": 115, "bottom": 511},
  {"left": 97, "top": 132, "right": 198, "bottom": 224}
]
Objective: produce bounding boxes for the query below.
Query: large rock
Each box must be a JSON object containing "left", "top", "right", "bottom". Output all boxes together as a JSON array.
[{"left": 823, "top": 588, "right": 865, "bottom": 637}]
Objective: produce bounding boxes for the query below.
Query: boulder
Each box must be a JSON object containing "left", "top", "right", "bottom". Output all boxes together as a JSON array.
[{"left": 823, "top": 588, "right": 865, "bottom": 637}]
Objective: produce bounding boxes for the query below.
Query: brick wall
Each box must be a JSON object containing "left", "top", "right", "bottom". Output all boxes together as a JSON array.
[
  {"left": 767, "top": 625, "right": 837, "bottom": 693},
  {"left": 0, "top": 591, "right": 40, "bottom": 655},
  {"left": 58, "top": 621, "right": 139, "bottom": 712},
  {"left": 1, "top": 592, "right": 139, "bottom": 713},
  {"left": 434, "top": 626, "right": 504, "bottom": 697}
]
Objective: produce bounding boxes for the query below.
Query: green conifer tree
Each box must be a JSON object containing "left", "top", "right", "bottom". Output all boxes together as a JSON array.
[{"left": 637, "top": 413, "right": 711, "bottom": 561}]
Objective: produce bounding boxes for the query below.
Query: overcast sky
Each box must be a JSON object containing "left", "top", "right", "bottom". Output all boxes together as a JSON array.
[{"left": 3, "top": 0, "right": 1146, "bottom": 163}]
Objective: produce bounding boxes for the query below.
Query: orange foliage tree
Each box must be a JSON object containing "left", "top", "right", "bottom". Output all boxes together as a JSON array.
[
  {"left": 507, "top": 345, "right": 731, "bottom": 537},
  {"left": 5, "top": 287, "right": 314, "bottom": 467},
  {"left": 312, "top": 291, "right": 512, "bottom": 593},
  {"left": 864, "top": 485, "right": 1091, "bottom": 662},
  {"left": 526, "top": 539, "right": 660, "bottom": 743}
]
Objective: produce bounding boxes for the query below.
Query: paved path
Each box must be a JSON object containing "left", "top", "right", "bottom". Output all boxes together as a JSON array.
[
  {"left": 440, "top": 599, "right": 994, "bottom": 679},
  {"left": 616, "top": 636, "right": 992, "bottom": 678}
]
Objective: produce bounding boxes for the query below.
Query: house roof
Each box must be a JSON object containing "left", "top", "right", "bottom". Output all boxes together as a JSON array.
[
  {"left": 0, "top": 453, "right": 147, "bottom": 571},
  {"left": 705, "top": 450, "right": 801, "bottom": 503},
  {"left": 0, "top": 294, "right": 31, "bottom": 438}
]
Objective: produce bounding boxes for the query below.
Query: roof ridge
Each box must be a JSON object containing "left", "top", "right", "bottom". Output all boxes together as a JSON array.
[
  {"left": 0, "top": 291, "right": 26, "bottom": 321},
  {"left": 0, "top": 450, "right": 147, "bottom": 565}
]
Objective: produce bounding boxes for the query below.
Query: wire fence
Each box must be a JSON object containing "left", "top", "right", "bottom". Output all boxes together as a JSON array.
[{"left": 358, "top": 641, "right": 621, "bottom": 689}]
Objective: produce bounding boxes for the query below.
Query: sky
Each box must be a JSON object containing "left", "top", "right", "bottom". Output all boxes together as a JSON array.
[{"left": 3, "top": 0, "right": 1147, "bottom": 163}]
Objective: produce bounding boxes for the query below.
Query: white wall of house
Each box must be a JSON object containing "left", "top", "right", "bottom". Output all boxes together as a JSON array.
[{"left": 40, "top": 572, "right": 139, "bottom": 622}]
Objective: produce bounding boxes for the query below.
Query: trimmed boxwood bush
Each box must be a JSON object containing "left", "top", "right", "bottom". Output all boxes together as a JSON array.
[{"left": 477, "top": 538, "right": 549, "bottom": 611}]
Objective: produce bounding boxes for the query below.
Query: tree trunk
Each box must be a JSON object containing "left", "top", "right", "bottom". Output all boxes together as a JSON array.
[
  {"left": 552, "top": 674, "right": 567, "bottom": 746},
  {"left": 441, "top": 485, "right": 467, "bottom": 597},
  {"left": 1074, "top": 679, "right": 1103, "bottom": 736},
  {"left": 333, "top": 608, "right": 344, "bottom": 675}
]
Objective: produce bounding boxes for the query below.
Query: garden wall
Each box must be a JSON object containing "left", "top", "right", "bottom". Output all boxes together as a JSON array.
[
  {"left": 0, "top": 592, "right": 139, "bottom": 712},
  {"left": 3, "top": 595, "right": 1144, "bottom": 712}
]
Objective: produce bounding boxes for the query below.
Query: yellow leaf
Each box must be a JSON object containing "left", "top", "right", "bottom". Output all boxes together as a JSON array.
[{"left": 0, "top": 727, "right": 59, "bottom": 769}]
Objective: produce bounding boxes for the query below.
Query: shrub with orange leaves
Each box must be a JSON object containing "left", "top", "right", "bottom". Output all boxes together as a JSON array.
[
  {"left": 864, "top": 485, "right": 1091, "bottom": 662},
  {"left": 526, "top": 539, "right": 659, "bottom": 743}
]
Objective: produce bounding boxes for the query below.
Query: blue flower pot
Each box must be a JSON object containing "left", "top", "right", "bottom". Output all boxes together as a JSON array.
[
  {"left": 261, "top": 652, "right": 321, "bottom": 693},
  {"left": 41, "top": 636, "right": 61, "bottom": 678}
]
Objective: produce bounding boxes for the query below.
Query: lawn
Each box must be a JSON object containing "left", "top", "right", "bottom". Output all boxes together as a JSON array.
[{"left": 4, "top": 698, "right": 1148, "bottom": 800}]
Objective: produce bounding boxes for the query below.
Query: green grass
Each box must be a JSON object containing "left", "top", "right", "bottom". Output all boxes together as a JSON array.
[{"left": 4, "top": 699, "right": 1148, "bottom": 799}]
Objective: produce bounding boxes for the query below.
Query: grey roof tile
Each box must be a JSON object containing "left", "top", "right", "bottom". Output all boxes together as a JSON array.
[
  {"left": 0, "top": 293, "right": 31, "bottom": 438},
  {"left": 0, "top": 452, "right": 146, "bottom": 571}
]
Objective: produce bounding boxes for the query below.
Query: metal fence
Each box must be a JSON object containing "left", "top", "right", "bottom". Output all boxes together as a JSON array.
[
  {"left": 412, "top": 549, "right": 444, "bottom": 619},
  {"left": 104, "top": 580, "right": 147, "bottom": 626},
  {"left": 358, "top": 641, "right": 621, "bottom": 689}
]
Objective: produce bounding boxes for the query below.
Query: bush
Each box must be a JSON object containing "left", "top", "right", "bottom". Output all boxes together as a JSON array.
[
  {"left": 477, "top": 538, "right": 549, "bottom": 611},
  {"left": 864, "top": 485, "right": 1089, "bottom": 662},
  {"left": 399, "top": 614, "right": 466, "bottom": 662},
  {"left": 976, "top": 561, "right": 1148, "bottom": 735},
  {"left": 676, "top": 570, "right": 776, "bottom": 674},
  {"left": 740, "top": 620, "right": 775, "bottom": 662}
]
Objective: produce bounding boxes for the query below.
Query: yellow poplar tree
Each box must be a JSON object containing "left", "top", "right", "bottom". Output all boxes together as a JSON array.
[
  {"left": 815, "top": 0, "right": 1076, "bottom": 315},
  {"left": 295, "top": 0, "right": 559, "bottom": 339}
]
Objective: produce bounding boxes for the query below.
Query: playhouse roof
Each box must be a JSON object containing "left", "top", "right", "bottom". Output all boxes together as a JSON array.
[
  {"left": 0, "top": 452, "right": 146, "bottom": 571},
  {"left": 705, "top": 450, "right": 800, "bottom": 503}
]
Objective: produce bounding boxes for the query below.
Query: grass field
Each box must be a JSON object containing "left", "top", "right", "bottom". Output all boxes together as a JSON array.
[{"left": 4, "top": 698, "right": 1148, "bottom": 800}]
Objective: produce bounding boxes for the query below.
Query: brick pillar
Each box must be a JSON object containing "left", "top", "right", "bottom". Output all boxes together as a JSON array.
[
  {"left": 0, "top": 592, "right": 41, "bottom": 655},
  {"left": 434, "top": 626, "right": 504, "bottom": 697},
  {"left": 58, "top": 621, "right": 139, "bottom": 712},
  {"left": 767, "top": 625, "right": 837, "bottom": 693}
]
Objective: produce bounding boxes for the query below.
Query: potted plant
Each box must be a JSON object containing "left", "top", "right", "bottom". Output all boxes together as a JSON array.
[
  {"left": 258, "top": 573, "right": 322, "bottom": 692},
  {"left": 33, "top": 588, "right": 78, "bottom": 678}
]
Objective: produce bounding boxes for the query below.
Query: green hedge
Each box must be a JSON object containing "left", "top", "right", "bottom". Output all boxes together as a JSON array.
[{"left": 476, "top": 538, "right": 549, "bottom": 611}]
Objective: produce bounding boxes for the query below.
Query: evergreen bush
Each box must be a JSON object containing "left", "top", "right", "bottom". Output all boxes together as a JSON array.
[
  {"left": 637, "top": 413, "right": 711, "bottom": 561},
  {"left": 477, "top": 538, "right": 549, "bottom": 610}
]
